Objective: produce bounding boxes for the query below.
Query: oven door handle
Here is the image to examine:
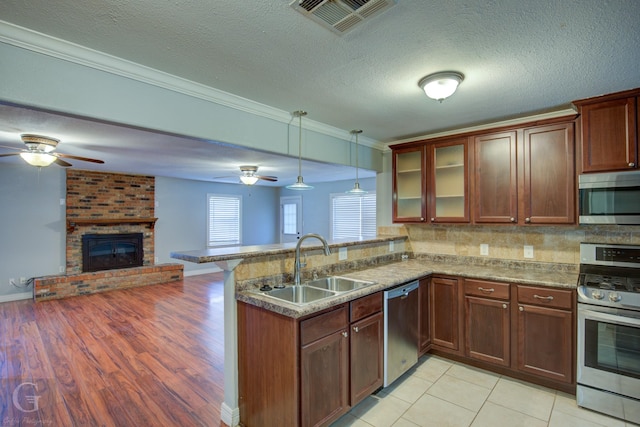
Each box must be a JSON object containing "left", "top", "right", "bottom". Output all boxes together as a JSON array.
[{"left": 579, "top": 307, "right": 640, "bottom": 327}]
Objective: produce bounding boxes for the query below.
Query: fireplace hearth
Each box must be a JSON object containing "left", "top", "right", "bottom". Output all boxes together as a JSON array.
[{"left": 82, "top": 233, "right": 144, "bottom": 272}]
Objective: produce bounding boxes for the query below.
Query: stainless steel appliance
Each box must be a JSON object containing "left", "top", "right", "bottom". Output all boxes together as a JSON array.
[
  {"left": 383, "top": 280, "right": 419, "bottom": 387},
  {"left": 577, "top": 243, "right": 640, "bottom": 424},
  {"left": 579, "top": 171, "right": 640, "bottom": 225}
]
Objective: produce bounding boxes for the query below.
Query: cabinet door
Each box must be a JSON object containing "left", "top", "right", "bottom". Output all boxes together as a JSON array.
[
  {"left": 419, "top": 278, "right": 431, "bottom": 354},
  {"left": 350, "top": 312, "right": 383, "bottom": 405},
  {"left": 465, "top": 296, "right": 510, "bottom": 367},
  {"left": 301, "top": 330, "right": 349, "bottom": 427},
  {"left": 580, "top": 97, "right": 637, "bottom": 172},
  {"left": 473, "top": 131, "right": 518, "bottom": 223},
  {"left": 516, "top": 304, "right": 573, "bottom": 384},
  {"left": 522, "top": 122, "right": 575, "bottom": 224},
  {"left": 430, "top": 276, "right": 461, "bottom": 352},
  {"left": 429, "top": 138, "right": 470, "bottom": 223},
  {"left": 392, "top": 145, "right": 427, "bottom": 222}
]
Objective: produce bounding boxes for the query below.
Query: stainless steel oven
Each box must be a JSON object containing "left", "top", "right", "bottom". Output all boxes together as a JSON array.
[{"left": 577, "top": 243, "right": 640, "bottom": 424}]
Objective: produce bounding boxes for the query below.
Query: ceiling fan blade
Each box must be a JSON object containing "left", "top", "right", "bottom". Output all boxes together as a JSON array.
[
  {"left": 0, "top": 144, "right": 21, "bottom": 151},
  {"left": 55, "top": 153, "right": 105, "bottom": 164},
  {"left": 54, "top": 158, "right": 72, "bottom": 167},
  {"left": 0, "top": 152, "right": 20, "bottom": 157},
  {"left": 256, "top": 175, "right": 278, "bottom": 182}
]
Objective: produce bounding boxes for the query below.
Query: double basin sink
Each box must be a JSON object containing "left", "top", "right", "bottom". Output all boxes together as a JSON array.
[{"left": 260, "top": 276, "right": 375, "bottom": 305}]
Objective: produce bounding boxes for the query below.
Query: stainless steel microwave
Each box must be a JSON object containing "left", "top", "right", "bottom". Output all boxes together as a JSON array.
[{"left": 579, "top": 171, "right": 640, "bottom": 225}]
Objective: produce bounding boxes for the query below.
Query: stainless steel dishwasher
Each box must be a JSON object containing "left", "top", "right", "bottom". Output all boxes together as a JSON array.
[{"left": 383, "top": 280, "right": 419, "bottom": 387}]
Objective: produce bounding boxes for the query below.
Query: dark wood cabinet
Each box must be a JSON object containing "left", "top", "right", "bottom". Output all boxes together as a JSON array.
[
  {"left": 430, "top": 276, "right": 462, "bottom": 353},
  {"left": 516, "top": 285, "right": 574, "bottom": 384},
  {"left": 574, "top": 90, "right": 638, "bottom": 173},
  {"left": 392, "top": 145, "right": 427, "bottom": 222},
  {"left": 464, "top": 279, "right": 510, "bottom": 367},
  {"left": 428, "top": 137, "right": 470, "bottom": 223},
  {"left": 349, "top": 293, "right": 383, "bottom": 406},
  {"left": 473, "top": 131, "right": 518, "bottom": 223},
  {"left": 521, "top": 122, "right": 575, "bottom": 224},
  {"left": 418, "top": 277, "right": 431, "bottom": 354}
]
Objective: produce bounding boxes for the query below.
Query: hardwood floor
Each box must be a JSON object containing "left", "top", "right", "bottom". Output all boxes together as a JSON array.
[{"left": 0, "top": 273, "right": 227, "bottom": 426}]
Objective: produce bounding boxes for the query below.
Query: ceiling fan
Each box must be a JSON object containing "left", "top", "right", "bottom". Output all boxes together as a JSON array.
[
  {"left": 215, "top": 165, "right": 278, "bottom": 185},
  {"left": 0, "top": 134, "right": 105, "bottom": 167}
]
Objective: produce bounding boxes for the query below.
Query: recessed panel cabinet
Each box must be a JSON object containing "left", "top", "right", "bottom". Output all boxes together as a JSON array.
[
  {"left": 574, "top": 90, "right": 639, "bottom": 173},
  {"left": 430, "top": 276, "right": 462, "bottom": 354}
]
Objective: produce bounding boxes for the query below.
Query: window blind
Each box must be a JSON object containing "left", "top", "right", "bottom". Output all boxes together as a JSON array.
[
  {"left": 330, "top": 192, "right": 376, "bottom": 240},
  {"left": 207, "top": 194, "right": 241, "bottom": 247}
]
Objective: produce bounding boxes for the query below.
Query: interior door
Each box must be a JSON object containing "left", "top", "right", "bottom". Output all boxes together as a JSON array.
[{"left": 280, "top": 196, "right": 302, "bottom": 243}]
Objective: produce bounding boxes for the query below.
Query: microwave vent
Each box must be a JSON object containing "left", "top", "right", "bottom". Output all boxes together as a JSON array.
[{"left": 291, "top": 0, "right": 397, "bottom": 34}]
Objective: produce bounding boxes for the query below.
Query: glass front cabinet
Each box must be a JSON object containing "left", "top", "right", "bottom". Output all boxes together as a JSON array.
[
  {"left": 392, "top": 145, "right": 426, "bottom": 222},
  {"left": 392, "top": 138, "right": 470, "bottom": 224},
  {"left": 429, "top": 138, "right": 470, "bottom": 223}
]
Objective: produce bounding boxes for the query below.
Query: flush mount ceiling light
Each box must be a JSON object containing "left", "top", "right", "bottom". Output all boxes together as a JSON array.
[
  {"left": 286, "top": 110, "right": 314, "bottom": 190},
  {"left": 346, "top": 129, "right": 366, "bottom": 195},
  {"left": 418, "top": 71, "right": 464, "bottom": 102}
]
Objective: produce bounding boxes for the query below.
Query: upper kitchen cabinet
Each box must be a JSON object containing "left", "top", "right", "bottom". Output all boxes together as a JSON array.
[
  {"left": 392, "top": 145, "right": 426, "bottom": 222},
  {"left": 521, "top": 122, "right": 575, "bottom": 224},
  {"left": 573, "top": 89, "right": 639, "bottom": 173},
  {"left": 428, "top": 137, "right": 470, "bottom": 223},
  {"left": 473, "top": 131, "right": 518, "bottom": 223}
]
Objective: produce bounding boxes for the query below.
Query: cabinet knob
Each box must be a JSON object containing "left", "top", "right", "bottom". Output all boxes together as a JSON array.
[
  {"left": 510, "top": 217, "right": 516, "bottom": 223},
  {"left": 342, "top": 331, "right": 348, "bottom": 338},
  {"left": 630, "top": 162, "right": 636, "bottom": 167},
  {"left": 525, "top": 217, "right": 531, "bottom": 224},
  {"left": 421, "top": 217, "right": 425, "bottom": 221},
  {"left": 353, "top": 326, "right": 359, "bottom": 333},
  {"left": 519, "top": 306, "right": 524, "bottom": 312},
  {"left": 431, "top": 218, "right": 435, "bottom": 222},
  {"left": 503, "top": 303, "right": 507, "bottom": 309}
]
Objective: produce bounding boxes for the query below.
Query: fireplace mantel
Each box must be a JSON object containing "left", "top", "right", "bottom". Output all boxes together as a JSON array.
[{"left": 67, "top": 217, "right": 158, "bottom": 233}]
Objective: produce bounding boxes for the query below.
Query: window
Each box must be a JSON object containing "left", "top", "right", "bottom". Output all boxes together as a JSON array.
[
  {"left": 207, "top": 194, "right": 241, "bottom": 247},
  {"left": 330, "top": 192, "right": 376, "bottom": 240}
]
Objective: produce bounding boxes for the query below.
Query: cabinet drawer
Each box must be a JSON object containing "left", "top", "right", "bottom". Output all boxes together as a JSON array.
[
  {"left": 464, "top": 279, "right": 510, "bottom": 300},
  {"left": 350, "top": 292, "right": 382, "bottom": 322},
  {"left": 301, "top": 306, "right": 348, "bottom": 346},
  {"left": 517, "top": 285, "right": 573, "bottom": 310}
]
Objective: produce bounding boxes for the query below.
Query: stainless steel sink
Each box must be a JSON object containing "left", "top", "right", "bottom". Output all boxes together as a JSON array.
[
  {"left": 304, "top": 276, "right": 375, "bottom": 292},
  {"left": 262, "top": 285, "right": 337, "bottom": 304}
]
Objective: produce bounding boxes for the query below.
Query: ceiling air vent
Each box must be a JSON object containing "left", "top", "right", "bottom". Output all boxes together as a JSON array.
[{"left": 291, "top": 0, "right": 397, "bottom": 34}]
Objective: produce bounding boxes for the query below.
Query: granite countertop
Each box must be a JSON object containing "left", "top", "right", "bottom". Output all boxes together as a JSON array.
[{"left": 236, "top": 258, "right": 579, "bottom": 319}]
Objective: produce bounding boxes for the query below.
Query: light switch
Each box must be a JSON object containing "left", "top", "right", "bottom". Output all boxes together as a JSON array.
[
  {"left": 389, "top": 241, "right": 394, "bottom": 252},
  {"left": 339, "top": 247, "right": 347, "bottom": 260},
  {"left": 524, "top": 245, "right": 534, "bottom": 259},
  {"left": 480, "top": 244, "right": 489, "bottom": 256}
]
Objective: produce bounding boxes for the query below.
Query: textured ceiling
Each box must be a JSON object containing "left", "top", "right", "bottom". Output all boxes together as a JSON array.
[{"left": 0, "top": 0, "right": 639, "bottom": 182}]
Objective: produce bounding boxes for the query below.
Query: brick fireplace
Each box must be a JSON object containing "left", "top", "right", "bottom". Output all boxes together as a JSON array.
[{"left": 33, "top": 170, "right": 183, "bottom": 301}]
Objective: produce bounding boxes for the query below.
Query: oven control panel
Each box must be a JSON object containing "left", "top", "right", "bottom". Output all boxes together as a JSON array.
[{"left": 581, "top": 243, "right": 640, "bottom": 268}]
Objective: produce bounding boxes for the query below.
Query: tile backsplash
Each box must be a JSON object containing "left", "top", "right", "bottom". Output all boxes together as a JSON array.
[{"left": 380, "top": 224, "right": 640, "bottom": 265}]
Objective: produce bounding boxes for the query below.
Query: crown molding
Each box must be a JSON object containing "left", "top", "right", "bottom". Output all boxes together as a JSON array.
[{"left": 0, "top": 20, "right": 383, "bottom": 150}]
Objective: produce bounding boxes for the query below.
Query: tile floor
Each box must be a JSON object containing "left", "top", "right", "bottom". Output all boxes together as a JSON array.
[{"left": 331, "top": 355, "right": 637, "bottom": 427}]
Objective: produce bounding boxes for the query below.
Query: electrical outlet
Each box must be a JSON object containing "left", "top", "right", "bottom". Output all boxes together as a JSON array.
[
  {"left": 59, "top": 198, "right": 65, "bottom": 206},
  {"left": 524, "top": 245, "right": 534, "bottom": 259},
  {"left": 59, "top": 266, "right": 66, "bottom": 273},
  {"left": 480, "top": 244, "right": 489, "bottom": 256},
  {"left": 339, "top": 247, "right": 347, "bottom": 261},
  {"left": 389, "top": 241, "right": 394, "bottom": 252},
  {"left": 154, "top": 257, "right": 159, "bottom": 263}
]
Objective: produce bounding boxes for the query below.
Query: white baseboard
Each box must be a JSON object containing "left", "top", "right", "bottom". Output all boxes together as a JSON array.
[
  {"left": 220, "top": 402, "right": 240, "bottom": 426},
  {"left": 0, "top": 291, "right": 32, "bottom": 303}
]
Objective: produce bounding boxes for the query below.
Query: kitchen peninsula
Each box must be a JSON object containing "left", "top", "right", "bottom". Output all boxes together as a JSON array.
[{"left": 172, "top": 235, "right": 578, "bottom": 427}]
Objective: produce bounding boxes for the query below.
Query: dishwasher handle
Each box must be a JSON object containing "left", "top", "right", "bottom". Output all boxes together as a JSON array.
[{"left": 384, "top": 280, "right": 419, "bottom": 299}]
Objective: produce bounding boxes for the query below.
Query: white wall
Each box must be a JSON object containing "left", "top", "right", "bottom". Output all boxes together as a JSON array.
[{"left": 155, "top": 177, "right": 279, "bottom": 275}]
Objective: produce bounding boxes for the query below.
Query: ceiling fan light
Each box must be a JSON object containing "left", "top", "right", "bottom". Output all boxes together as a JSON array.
[
  {"left": 286, "top": 176, "right": 314, "bottom": 190},
  {"left": 20, "top": 152, "right": 56, "bottom": 167},
  {"left": 418, "top": 72, "right": 464, "bottom": 102},
  {"left": 240, "top": 175, "right": 259, "bottom": 185}
]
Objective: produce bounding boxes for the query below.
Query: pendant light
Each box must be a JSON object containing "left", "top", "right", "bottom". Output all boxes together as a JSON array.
[
  {"left": 286, "top": 110, "right": 314, "bottom": 190},
  {"left": 346, "top": 129, "right": 366, "bottom": 195}
]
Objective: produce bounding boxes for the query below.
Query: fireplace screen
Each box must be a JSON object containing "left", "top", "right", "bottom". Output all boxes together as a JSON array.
[{"left": 82, "top": 233, "right": 144, "bottom": 272}]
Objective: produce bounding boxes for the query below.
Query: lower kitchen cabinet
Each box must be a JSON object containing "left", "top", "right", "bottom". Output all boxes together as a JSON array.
[
  {"left": 516, "top": 285, "right": 574, "bottom": 384},
  {"left": 418, "top": 277, "right": 431, "bottom": 354},
  {"left": 464, "top": 279, "right": 510, "bottom": 367},
  {"left": 431, "top": 276, "right": 462, "bottom": 354},
  {"left": 238, "top": 291, "right": 383, "bottom": 427}
]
